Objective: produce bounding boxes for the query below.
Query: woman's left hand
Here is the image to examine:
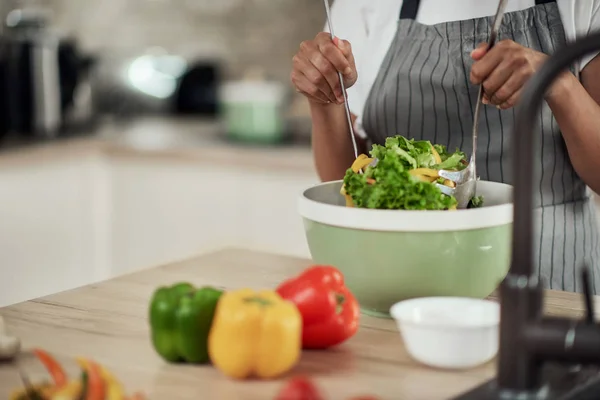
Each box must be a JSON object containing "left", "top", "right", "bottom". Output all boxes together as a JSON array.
[{"left": 470, "top": 40, "right": 552, "bottom": 110}]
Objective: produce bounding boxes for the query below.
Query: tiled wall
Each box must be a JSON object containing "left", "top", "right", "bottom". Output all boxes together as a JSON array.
[{"left": 3, "top": 0, "right": 325, "bottom": 82}]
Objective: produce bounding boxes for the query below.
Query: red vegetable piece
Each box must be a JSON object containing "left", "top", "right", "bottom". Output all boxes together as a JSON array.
[
  {"left": 274, "top": 376, "right": 324, "bottom": 400},
  {"left": 276, "top": 265, "right": 360, "bottom": 349}
]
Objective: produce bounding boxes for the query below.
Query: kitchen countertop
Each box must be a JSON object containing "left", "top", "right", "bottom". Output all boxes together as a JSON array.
[
  {"left": 0, "top": 248, "right": 595, "bottom": 400},
  {"left": 0, "top": 117, "right": 316, "bottom": 175}
]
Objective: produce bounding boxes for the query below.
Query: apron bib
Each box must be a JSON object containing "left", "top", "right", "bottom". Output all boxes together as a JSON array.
[{"left": 361, "top": 0, "right": 600, "bottom": 293}]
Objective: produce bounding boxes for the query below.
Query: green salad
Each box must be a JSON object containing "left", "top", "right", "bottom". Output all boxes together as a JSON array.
[{"left": 341, "top": 135, "right": 484, "bottom": 210}]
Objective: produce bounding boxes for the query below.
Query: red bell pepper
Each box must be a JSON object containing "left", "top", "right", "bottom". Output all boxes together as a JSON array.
[
  {"left": 274, "top": 376, "right": 324, "bottom": 400},
  {"left": 276, "top": 265, "right": 359, "bottom": 349}
]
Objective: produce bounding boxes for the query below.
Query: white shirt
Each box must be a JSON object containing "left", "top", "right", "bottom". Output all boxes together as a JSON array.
[{"left": 327, "top": 0, "right": 600, "bottom": 133}]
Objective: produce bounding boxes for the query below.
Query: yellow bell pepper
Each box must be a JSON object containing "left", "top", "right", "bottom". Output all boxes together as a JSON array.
[{"left": 208, "top": 289, "right": 302, "bottom": 380}]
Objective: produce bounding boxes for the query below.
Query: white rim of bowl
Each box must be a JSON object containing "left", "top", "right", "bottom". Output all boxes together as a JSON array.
[
  {"left": 298, "top": 180, "right": 513, "bottom": 232},
  {"left": 389, "top": 297, "right": 500, "bottom": 329}
]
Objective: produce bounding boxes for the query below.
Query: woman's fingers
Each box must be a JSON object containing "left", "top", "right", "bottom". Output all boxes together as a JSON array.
[
  {"left": 291, "top": 32, "right": 357, "bottom": 105},
  {"left": 308, "top": 51, "right": 345, "bottom": 103},
  {"left": 470, "top": 43, "right": 489, "bottom": 61},
  {"left": 482, "top": 86, "right": 522, "bottom": 110},
  {"left": 313, "top": 34, "right": 355, "bottom": 102},
  {"left": 292, "top": 53, "right": 337, "bottom": 103},
  {"left": 334, "top": 38, "right": 358, "bottom": 83},
  {"left": 498, "top": 89, "right": 522, "bottom": 110},
  {"left": 489, "top": 69, "right": 528, "bottom": 105},
  {"left": 481, "top": 56, "right": 531, "bottom": 107},
  {"left": 470, "top": 40, "right": 516, "bottom": 85},
  {"left": 317, "top": 34, "right": 353, "bottom": 77},
  {"left": 480, "top": 60, "right": 513, "bottom": 103},
  {"left": 292, "top": 71, "right": 332, "bottom": 104},
  {"left": 471, "top": 40, "right": 546, "bottom": 109}
]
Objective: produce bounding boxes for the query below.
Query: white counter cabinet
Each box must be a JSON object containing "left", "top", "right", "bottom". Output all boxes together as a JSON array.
[
  {"left": 0, "top": 155, "right": 110, "bottom": 306},
  {"left": 0, "top": 144, "right": 317, "bottom": 306},
  {"left": 108, "top": 157, "right": 315, "bottom": 275}
]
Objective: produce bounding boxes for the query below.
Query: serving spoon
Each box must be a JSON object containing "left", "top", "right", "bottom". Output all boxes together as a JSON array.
[
  {"left": 322, "top": 0, "right": 360, "bottom": 161},
  {"left": 436, "top": 0, "right": 508, "bottom": 208}
]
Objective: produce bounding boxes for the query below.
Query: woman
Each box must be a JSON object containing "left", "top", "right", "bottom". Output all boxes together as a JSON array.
[{"left": 291, "top": 0, "right": 600, "bottom": 293}]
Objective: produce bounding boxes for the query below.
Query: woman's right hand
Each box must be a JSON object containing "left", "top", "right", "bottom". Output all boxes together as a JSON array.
[{"left": 291, "top": 32, "right": 357, "bottom": 105}]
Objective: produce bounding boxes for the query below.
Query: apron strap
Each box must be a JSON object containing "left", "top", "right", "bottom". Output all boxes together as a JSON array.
[
  {"left": 399, "top": 0, "right": 557, "bottom": 21},
  {"left": 399, "top": 0, "right": 420, "bottom": 20}
]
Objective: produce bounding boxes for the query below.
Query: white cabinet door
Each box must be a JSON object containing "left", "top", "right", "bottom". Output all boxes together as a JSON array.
[
  {"left": 235, "top": 171, "right": 316, "bottom": 259},
  {"left": 0, "top": 156, "right": 110, "bottom": 307},
  {"left": 108, "top": 158, "right": 243, "bottom": 275},
  {"left": 108, "top": 157, "right": 317, "bottom": 275},
  {"left": 0, "top": 149, "right": 319, "bottom": 306}
]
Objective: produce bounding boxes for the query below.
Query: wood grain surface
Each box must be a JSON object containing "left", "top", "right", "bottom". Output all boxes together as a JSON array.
[{"left": 0, "top": 248, "right": 594, "bottom": 400}]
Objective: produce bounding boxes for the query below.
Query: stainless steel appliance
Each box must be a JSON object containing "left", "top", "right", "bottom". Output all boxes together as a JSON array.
[
  {"left": 91, "top": 51, "right": 221, "bottom": 118},
  {"left": 0, "top": 8, "right": 96, "bottom": 139}
]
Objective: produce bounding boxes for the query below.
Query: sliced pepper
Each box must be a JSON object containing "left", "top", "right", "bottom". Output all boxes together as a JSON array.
[
  {"left": 413, "top": 174, "right": 437, "bottom": 183},
  {"left": 32, "top": 348, "right": 68, "bottom": 387},
  {"left": 430, "top": 143, "right": 442, "bottom": 164},
  {"left": 50, "top": 380, "right": 82, "bottom": 400},
  {"left": 408, "top": 168, "right": 439, "bottom": 178},
  {"left": 208, "top": 289, "right": 302, "bottom": 379},
  {"left": 79, "top": 360, "right": 105, "bottom": 400},
  {"left": 350, "top": 154, "right": 374, "bottom": 174},
  {"left": 341, "top": 155, "right": 375, "bottom": 208},
  {"left": 149, "top": 282, "right": 223, "bottom": 363},
  {"left": 77, "top": 358, "right": 124, "bottom": 400},
  {"left": 340, "top": 185, "right": 354, "bottom": 207},
  {"left": 443, "top": 179, "right": 456, "bottom": 188},
  {"left": 276, "top": 265, "right": 360, "bottom": 349}
]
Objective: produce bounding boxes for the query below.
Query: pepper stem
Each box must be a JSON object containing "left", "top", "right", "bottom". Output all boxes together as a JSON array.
[
  {"left": 243, "top": 297, "right": 272, "bottom": 307},
  {"left": 336, "top": 293, "right": 345, "bottom": 314}
]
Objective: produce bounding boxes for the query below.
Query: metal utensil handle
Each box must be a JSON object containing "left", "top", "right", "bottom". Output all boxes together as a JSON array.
[
  {"left": 322, "top": 0, "right": 359, "bottom": 159},
  {"left": 471, "top": 0, "right": 508, "bottom": 161}
]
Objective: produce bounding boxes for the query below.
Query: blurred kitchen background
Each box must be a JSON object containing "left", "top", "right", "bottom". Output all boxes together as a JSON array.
[
  {"left": 0, "top": 0, "right": 324, "bottom": 306},
  {"left": 4, "top": 0, "right": 600, "bottom": 308}
]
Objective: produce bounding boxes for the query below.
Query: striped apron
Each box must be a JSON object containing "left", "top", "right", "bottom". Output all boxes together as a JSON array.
[{"left": 361, "top": 0, "right": 600, "bottom": 293}]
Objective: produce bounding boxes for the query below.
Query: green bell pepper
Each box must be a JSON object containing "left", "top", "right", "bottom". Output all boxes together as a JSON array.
[{"left": 149, "top": 282, "right": 223, "bottom": 364}]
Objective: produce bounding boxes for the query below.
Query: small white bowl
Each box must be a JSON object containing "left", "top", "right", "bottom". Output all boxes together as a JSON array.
[{"left": 390, "top": 297, "right": 500, "bottom": 370}]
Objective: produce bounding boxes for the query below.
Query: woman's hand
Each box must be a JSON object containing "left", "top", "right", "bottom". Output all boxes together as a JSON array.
[
  {"left": 470, "top": 40, "right": 565, "bottom": 110},
  {"left": 291, "top": 32, "right": 358, "bottom": 105}
]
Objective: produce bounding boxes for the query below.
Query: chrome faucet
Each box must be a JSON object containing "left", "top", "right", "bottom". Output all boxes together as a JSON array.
[{"left": 453, "top": 31, "right": 600, "bottom": 400}]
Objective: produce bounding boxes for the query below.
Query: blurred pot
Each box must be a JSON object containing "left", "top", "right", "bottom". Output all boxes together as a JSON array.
[{"left": 219, "top": 77, "right": 289, "bottom": 144}]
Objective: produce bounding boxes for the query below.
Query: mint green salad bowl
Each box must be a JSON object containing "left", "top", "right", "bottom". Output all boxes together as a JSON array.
[{"left": 298, "top": 180, "right": 513, "bottom": 318}]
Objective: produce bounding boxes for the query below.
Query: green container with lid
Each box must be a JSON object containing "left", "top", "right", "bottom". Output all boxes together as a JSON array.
[{"left": 220, "top": 80, "right": 288, "bottom": 144}]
